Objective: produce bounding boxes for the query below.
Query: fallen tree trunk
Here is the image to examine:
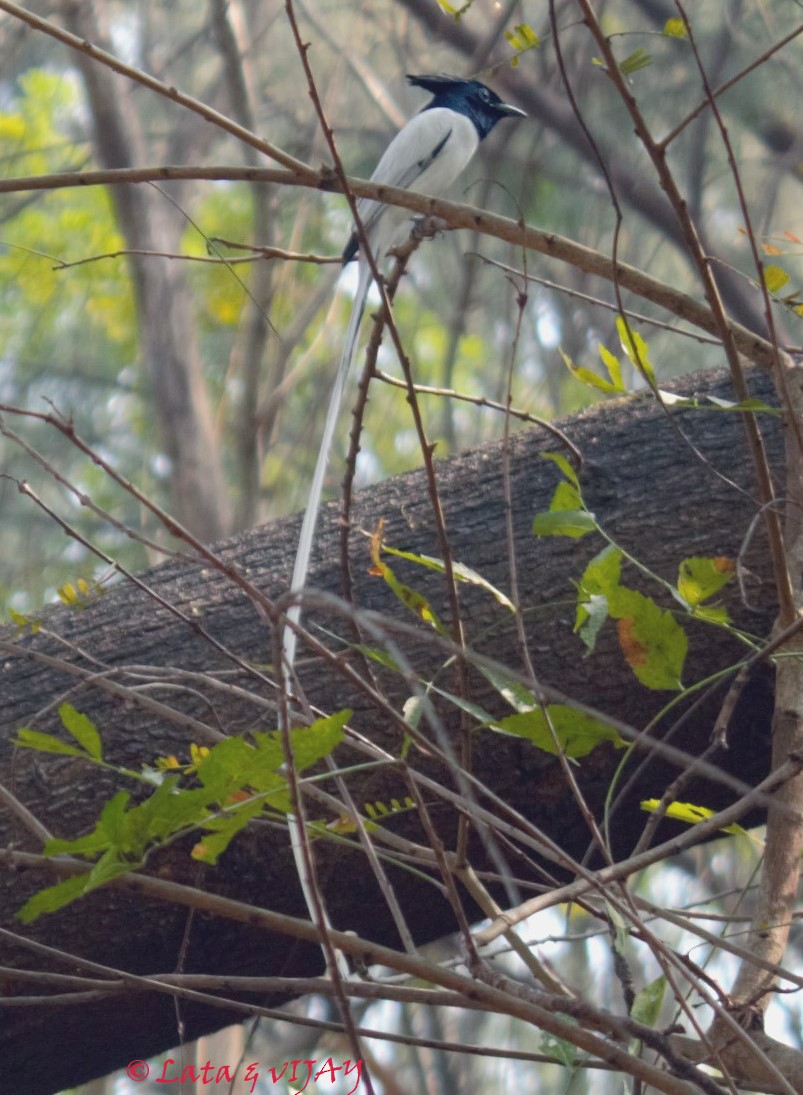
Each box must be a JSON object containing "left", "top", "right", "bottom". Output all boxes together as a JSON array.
[{"left": 0, "top": 365, "right": 782, "bottom": 1092}]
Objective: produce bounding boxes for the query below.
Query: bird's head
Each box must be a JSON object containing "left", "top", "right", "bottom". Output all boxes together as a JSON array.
[{"left": 407, "top": 73, "right": 526, "bottom": 140}]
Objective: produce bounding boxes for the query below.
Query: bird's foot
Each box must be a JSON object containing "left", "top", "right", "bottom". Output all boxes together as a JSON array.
[{"left": 410, "top": 214, "right": 450, "bottom": 242}]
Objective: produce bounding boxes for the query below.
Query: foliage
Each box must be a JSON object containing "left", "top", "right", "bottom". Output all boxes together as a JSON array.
[{"left": 16, "top": 705, "right": 349, "bottom": 921}]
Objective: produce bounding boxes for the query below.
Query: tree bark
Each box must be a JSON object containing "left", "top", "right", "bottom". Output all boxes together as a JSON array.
[
  {"left": 60, "top": 0, "right": 231, "bottom": 541},
  {"left": 0, "top": 365, "right": 783, "bottom": 1093}
]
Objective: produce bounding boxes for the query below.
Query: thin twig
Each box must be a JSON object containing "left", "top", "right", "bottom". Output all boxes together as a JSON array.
[
  {"left": 0, "top": 165, "right": 783, "bottom": 367},
  {"left": 0, "top": 0, "right": 314, "bottom": 174}
]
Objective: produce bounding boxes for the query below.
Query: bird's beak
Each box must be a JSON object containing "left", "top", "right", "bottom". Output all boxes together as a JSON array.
[{"left": 496, "top": 102, "right": 527, "bottom": 118}]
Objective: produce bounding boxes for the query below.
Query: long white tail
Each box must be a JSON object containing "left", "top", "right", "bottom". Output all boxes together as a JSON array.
[{"left": 281, "top": 261, "right": 371, "bottom": 679}]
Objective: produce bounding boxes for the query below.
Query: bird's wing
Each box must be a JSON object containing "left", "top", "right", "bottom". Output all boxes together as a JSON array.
[
  {"left": 348, "top": 108, "right": 478, "bottom": 260},
  {"left": 369, "top": 109, "right": 456, "bottom": 190}
]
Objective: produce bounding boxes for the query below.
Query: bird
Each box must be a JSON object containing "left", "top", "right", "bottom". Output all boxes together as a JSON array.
[{"left": 282, "top": 74, "right": 526, "bottom": 676}]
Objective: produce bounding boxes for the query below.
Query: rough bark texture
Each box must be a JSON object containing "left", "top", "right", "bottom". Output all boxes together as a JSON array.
[{"left": 0, "top": 365, "right": 782, "bottom": 1093}]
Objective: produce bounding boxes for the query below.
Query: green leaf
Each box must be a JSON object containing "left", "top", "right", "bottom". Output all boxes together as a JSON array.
[
  {"left": 195, "top": 712, "right": 346, "bottom": 802},
  {"left": 476, "top": 665, "right": 540, "bottom": 713},
  {"left": 663, "top": 18, "right": 687, "bottom": 37},
  {"left": 575, "top": 593, "right": 609, "bottom": 652},
  {"left": 18, "top": 846, "right": 137, "bottom": 923},
  {"left": 121, "top": 777, "right": 206, "bottom": 855},
  {"left": 616, "top": 316, "right": 656, "bottom": 384},
  {"left": 59, "top": 703, "right": 103, "bottom": 761},
  {"left": 385, "top": 567, "right": 444, "bottom": 629},
  {"left": 355, "top": 645, "right": 400, "bottom": 671},
  {"left": 561, "top": 347, "right": 623, "bottom": 393},
  {"left": 607, "top": 901, "right": 629, "bottom": 954},
  {"left": 369, "top": 531, "right": 447, "bottom": 634},
  {"left": 192, "top": 798, "right": 266, "bottom": 865},
  {"left": 619, "top": 49, "right": 652, "bottom": 76},
  {"left": 575, "top": 545, "right": 623, "bottom": 651},
  {"left": 597, "top": 343, "right": 625, "bottom": 391},
  {"left": 16, "top": 714, "right": 349, "bottom": 917},
  {"left": 364, "top": 798, "right": 415, "bottom": 821},
  {"left": 572, "top": 366, "right": 621, "bottom": 394},
  {"left": 656, "top": 391, "right": 779, "bottom": 415},
  {"left": 539, "top": 1030, "right": 580, "bottom": 1069},
  {"left": 640, "top": 798, "right": 747, "bottom": 837},
  {"left": 43, "top": 828, "right": 112, "bottom": 858},
  {"left": 381, "top": 546, "right": 514, "bottom": 611},
  {"left": 8, "top": 608, "right": 40, "bottom": 633},
  {"left": 15, "top": 707, "right": 103, "bottom": 762},
  {"left": 631, "top": 975, "right": 667, "bottom": 1027},
  {"left": 763, "top": 264, "right": 790, "bottom": 294},
  {"left": 87, "top": 848, "right": 139, "bottom": 888},
  {"left": 490, "top": 705, "right": 627, "bottom": 758},
  {"left": 608, "top": 588, "right": 687, "bottom": 690},
  {"left": 541, "top": 450, "right": 580, "bottom": 489},
  {"left": 429, "top": 684, "right": 497, "bottom": 725},
  {"left": 194, "top": 736, "right": 264, "bottom": 798},
  {"left": 533, "top": 477, "right": 596, "bottom": 540},
  {"left": 690, "top": 603, "right": 730, "bottom": 624},
  {"left": 97, "top": 790, "right": 131, "bottom": 848},
  {"left": 577, "top": 544, "right": 623, "bottom": 598},
  {"left": 705, "top": 395, "right": 779, "bottom": 414},
  {"left": 14, "top": 729, "right": 86, "bottom": 757},
  {"left": 285, "top": 710, "right": 349, "bottom": 770},
  {"left": 676, "top": 556, "right": 734, "bottom": 608},
  {"left": 504, "top": 22, "right": 540, "bottom": 52},
  {"left": 17, "top": 873, "right": 93, "bottom": 924},
  {"left": 533, "top": 505, "right": 597, "bottom": 539}
]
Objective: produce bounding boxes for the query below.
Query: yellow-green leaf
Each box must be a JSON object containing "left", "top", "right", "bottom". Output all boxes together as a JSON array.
[
  {"left": 541, "top": 450, "right": 580, "bottom": 489},
  {"left": 677, "top": 556, "right": 734, "bottom": 608},
  {"left": 663, "top": 18, "right": 687, "bottom": 37},
  {"left": 575, "top": 545, "right": 623, "bottom": 651},
  {"left": 381, "top": 545, "right": 514, "bottom": 611},
  {"left": 533, "top": 477, "right": 596, "bottom": 539},
  {"left": 598, "top": 343, "right": 625, "bottom": 391},
  {"left": 608, "top": 588, "right": 687, "bottom": 690},
  {"left": 561, "top": 347, "right": 623, "bottom": 393},
  {"left": 15, "top": 729, "right": 86, "bottom": 757},
  {"left": 490, "top": 704, "right": 627, "bottom": 758},
  {"left": 763, "top": 264, "right": 790, "bottom": 294},
  {"left": 59, "top": 703, "right": 103, "bottom": 761},
  {"left": 619, "top": 49, "right": 652, "bottom": 76},
  {"left": 368, "top": 522, "right": 446, "bottom": 633},
  {"left": 616, "top": 317, "right": 656, "bottom": 384},
  {"left": 631, "top": 975, "right": 667, "bottom": 1027},
  {"left": 641, "top": 798, "right": 746, "bottom": 836},
  {"left": 533, "top": 506, "right": 597, "bottom": 540}
]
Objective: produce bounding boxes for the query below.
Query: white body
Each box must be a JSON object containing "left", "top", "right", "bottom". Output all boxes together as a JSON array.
[
  {"left": 283, "top": 107, "right": 481, "bottom": 674},
  {"left": 354, "top": 107, "right": 480, "bottom": 263}
]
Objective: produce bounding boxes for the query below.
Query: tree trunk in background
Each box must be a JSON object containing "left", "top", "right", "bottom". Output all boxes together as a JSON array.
[
  {"left": 61, "top": 0, "right": 231, "bottom": 541},
  {"left": 0, "top": 365, "right": 782, "bottom": 1092},
  {"left": 211, "top": 0, "right": 275, "bottom": 529}
]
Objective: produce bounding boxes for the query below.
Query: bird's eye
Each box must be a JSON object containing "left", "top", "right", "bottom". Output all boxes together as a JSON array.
[{"left": 478, "top": 87, "right": 491, "bottom": 102}]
